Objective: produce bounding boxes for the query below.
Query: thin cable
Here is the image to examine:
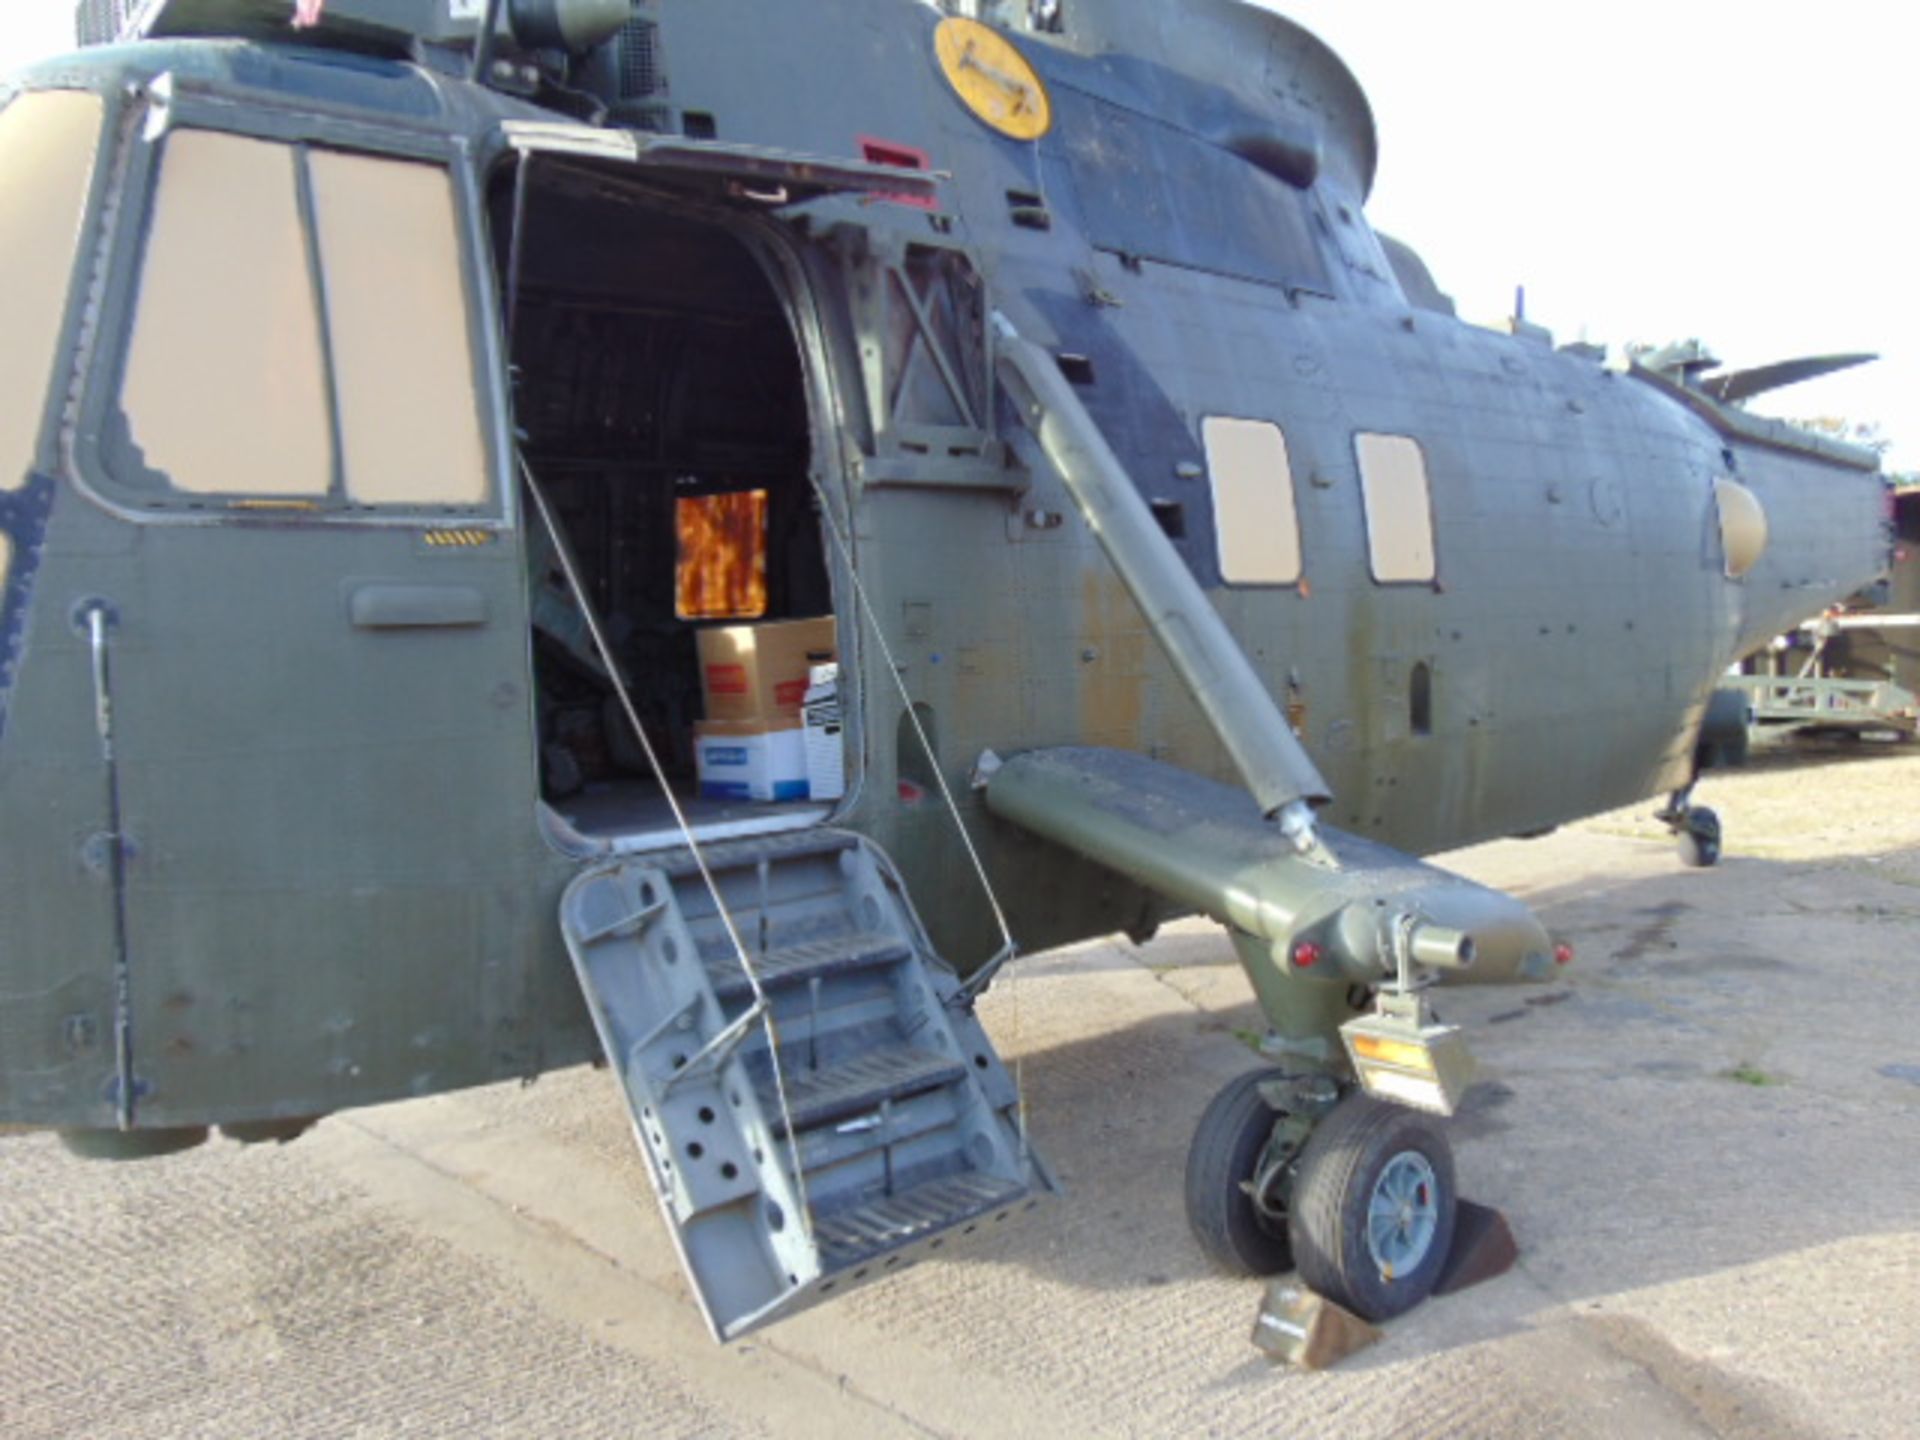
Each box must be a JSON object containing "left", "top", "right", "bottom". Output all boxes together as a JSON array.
[
  {"left": 810, "top": 488, "right": 1030, "bottom": 1153},
  {"left": 520, "top": 455, "right": 815, "bottom": 1240}
]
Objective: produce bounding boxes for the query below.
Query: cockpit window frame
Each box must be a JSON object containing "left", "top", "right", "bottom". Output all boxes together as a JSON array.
[{"left": 69, "top": 90, "right": 512, "bottom": 529}]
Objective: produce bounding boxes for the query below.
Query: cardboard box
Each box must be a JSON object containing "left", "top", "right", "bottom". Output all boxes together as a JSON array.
[
  {"left": 696, "top": 616, "right": 837, "bottom": 724},
  {"left": 801, "top": 662, "right": 844, "bottom": 802},
  {"left": 694, "top": 719, "right": 808, "bottom": 802}
]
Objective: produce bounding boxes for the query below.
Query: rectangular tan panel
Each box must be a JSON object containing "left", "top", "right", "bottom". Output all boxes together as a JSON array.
[
  {"left": 0, "top": 530, "right": 12, "bottom": 592},
  {"left": 1204, "top": 415, "right": 1301, "bottom": 585},
  {"left": 1355, "top": 432, "right": 1436, "bottom": 583},
  {"left": 0, "top": 92, "right": 104, "bottom": 491},
  {"left": 121, "top": 130, "right": 331, "bottom": 496},
  {"left": 308, "top": 149, "right": 488, "bottom": 507}
]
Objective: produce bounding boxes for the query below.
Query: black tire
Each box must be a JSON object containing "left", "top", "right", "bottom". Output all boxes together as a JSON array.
[
  {"left": 1185, "top": 1069, "right": 1293, "bottom": 1276},
  {"left": 1288, "top": 1093, "right": 1456, "bottom": 1322},
  {"left": 1677, "top": 806, "right": 1721, "bottom": 868}
]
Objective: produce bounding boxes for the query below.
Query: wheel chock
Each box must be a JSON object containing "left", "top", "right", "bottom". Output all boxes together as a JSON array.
[
  {"left": 1250, "top": 1201, "right": 1517, "bottom": 1366},
  {"left": 1433, "top": 1198, "right": 1518, "bottom": 1295},
  {"left": 1250, "top": 1280, "right": 1382, "bottom": 1369}
]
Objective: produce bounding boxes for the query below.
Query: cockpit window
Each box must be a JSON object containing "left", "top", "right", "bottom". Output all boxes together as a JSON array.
[
  {"left": 121, "top": 130, "right": 332, "bottom": 498},
  {"left": 112, "top": 128, "right": 490, "bottom": 511},
  {"left": 0, "top": 91, "right": 105, "bottom": 491},
  {"left": 308, "top": 149, "right": 487, "bottom": 506}
]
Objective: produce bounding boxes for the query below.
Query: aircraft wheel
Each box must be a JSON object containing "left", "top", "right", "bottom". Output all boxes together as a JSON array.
[
  {"left": 1676, "top": 805, "right": 1722, "bottom": 868},
  {"left": 1288, "top": 1093, "right": 1456, "bottom": 1322},
  {"left": 1185, "top": 1068, "right": 1294, "bottom": 1275}
]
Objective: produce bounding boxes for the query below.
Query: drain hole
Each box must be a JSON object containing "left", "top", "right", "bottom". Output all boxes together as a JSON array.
[
  {"left": 687, "top": 1141, "right": 705, "bottom": 1159},
  {"left": 698, "top": 1106, "right": 715, "bottom": 1124}
]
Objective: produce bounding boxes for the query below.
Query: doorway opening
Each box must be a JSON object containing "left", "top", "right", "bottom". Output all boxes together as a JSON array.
[{"left": 495, "top": 162, "right": 842, "bottom": 848}]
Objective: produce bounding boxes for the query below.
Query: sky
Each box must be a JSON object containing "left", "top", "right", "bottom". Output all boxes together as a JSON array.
[
  {"left": 1269, "top": 1, "right": 1917, "bottom": 471},
  {"left": 1, "top": 1, "right": 1912, "bottom": 470}
]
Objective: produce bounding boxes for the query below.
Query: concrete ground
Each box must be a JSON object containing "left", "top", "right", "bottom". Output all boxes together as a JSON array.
[{"left": 5, "top": 739, "right": 1919, "bottom": 1439}]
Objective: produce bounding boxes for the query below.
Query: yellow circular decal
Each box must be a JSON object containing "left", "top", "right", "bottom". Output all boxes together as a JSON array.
[{"left": 935, "top": 17, "right": 1052, "bottom": 141}]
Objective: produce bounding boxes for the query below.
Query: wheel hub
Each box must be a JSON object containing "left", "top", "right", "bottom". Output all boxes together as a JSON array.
[{"left": 1366, "top": 1149, "right": 1440, "bottom": 1279}]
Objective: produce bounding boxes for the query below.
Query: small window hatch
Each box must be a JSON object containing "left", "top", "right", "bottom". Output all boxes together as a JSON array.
[
  {"left": 1202, "top": 416, "right": 1302, "bottom": 586},
  {"left": 1355, "top": 433, "right": 1436, "bottom": 584}
]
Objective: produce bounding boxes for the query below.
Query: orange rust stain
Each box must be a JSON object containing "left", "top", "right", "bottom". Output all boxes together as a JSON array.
[
  {"left": 1078, "top": 569, "right": 1149, "bottom": 747},
  {"left": 676, "top": 490, "right": 768, "bottom": 620}
]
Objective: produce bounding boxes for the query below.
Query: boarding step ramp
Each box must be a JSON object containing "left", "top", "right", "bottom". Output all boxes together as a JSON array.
[{"left": 561, "top": 828, "right": 1050, "bottom": 1340}]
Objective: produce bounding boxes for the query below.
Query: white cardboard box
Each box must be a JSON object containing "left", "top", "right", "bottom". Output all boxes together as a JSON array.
[
  {"left": 694, "top": 720, "right": 808, "bottom": 802},
  {"left": 801, "top": 662, "right": 844, "bottom": 802}
]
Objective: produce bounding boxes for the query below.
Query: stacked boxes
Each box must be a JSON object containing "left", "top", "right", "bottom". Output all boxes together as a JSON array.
[{"left": 693, "top": 617, "right": 836, "bottom": 802}]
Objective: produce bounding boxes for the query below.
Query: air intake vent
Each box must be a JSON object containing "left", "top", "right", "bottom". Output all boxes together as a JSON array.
[
  {"left": 618, "top": 16, "right": 663, "bottom": 99},
  {"left": 73, "top": 0, "right": 138, "bottom": 46}
]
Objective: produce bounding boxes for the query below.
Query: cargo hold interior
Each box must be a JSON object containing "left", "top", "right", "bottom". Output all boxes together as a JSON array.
[{"left": 493, "top": 159, "right": 838, "bottom": 844}]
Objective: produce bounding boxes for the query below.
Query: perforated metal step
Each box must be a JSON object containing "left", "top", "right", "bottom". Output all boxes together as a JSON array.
[
  {"left": 561, "top": 828, "right": 1050, "bottom": 1341},
  {"left": 704, "top": 930, "right": 911, "bottom": 1001},
  {"left": 776, "top": 1047, "right": 966, "bottom": 1134},
  {"left": 816, "top": 1172, "right": 1031, "bottom": 1273}
]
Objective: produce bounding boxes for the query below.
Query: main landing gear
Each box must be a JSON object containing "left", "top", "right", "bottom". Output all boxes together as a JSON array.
[
  {"left": 1186, "top": 1070, "right": 1458, "bottom": 1322},
  {"left": 1655, "top": 784, "right": 1722, "bottom": 868}
]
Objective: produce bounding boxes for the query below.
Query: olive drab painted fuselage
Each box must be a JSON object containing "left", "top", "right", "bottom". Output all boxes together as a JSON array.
[{"left": 0, "top": 0, "right": 1888, "bottom": 1144}]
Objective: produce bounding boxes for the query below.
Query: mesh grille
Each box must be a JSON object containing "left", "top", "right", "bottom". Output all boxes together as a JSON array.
[
  {"left": 74, "top": 0, "right": 139, "bottom": 47},
  {"left": 618, "top": 17, "right": 661, "bottom": 99}
]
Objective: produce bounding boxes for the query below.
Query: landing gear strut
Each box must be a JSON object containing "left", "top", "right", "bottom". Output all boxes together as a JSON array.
[{"left": 1655, "top": 785, "right": 1722, "bottom": 868}]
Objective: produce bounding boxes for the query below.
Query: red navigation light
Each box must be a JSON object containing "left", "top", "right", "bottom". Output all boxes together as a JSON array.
[
  {"left": 1291, "top": 940, "right": 1322, "bottom": 970},
  {"left": 1553, "top": 941, "right": 1575, "bottom": 966}
]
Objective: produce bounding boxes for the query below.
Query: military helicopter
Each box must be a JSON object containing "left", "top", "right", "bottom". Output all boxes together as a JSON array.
[{"left": 0, "top": 0, "right": 1889, "bottom": 1342}]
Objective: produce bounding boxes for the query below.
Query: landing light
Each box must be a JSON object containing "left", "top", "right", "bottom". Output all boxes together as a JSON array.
[
  {"left": 1340, "top": 1009, "right": 1476, "bottom": 1117},
  {"left": 1349, "top": 1032, "right": 1434, "bottom": 1074}
]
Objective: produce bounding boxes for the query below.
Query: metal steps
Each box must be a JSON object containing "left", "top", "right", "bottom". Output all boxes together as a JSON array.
[
  {"left": 815, "top": 1172, "right": 1029, "bottom": 1274},
  {"left": 561, "top": 827, "right": 1049, "bottom": 1341},
  {"left": 703, "top": 930, "right": 910, "bottom": 1001},
  {"left": 776, "top": 1047, "right": 966, "bottom": 1134}
]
